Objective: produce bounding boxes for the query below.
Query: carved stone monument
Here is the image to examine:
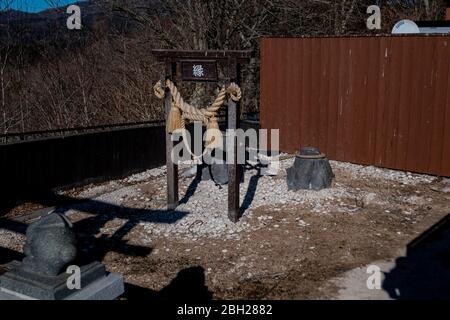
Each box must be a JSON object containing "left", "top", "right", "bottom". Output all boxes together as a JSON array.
[
  {"left": 0, "top": 213, "right": 124, "bottom": 300},
  {"left": 287, "top": 147, "right": 334, "bottom": 191}
]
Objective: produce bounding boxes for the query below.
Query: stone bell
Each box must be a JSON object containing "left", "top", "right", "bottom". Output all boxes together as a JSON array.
[{"left": 286, "top": 147, "right": 334, "bottom": 191}]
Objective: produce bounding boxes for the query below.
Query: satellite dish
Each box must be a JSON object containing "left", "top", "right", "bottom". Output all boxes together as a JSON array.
[{"left": 392, "top": 19, "right": 420, "bottom": 34}]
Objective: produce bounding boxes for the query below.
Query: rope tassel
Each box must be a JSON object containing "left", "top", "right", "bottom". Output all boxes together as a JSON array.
[
  {"left": 166, "top": 103, "right": 183, "bottom": 134},
  {"left": 205, "top": 118, "right": 222, "bottom": 150}
]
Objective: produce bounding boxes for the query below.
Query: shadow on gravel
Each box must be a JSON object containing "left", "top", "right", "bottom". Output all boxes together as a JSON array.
[
  {"left": 179, "top": 170, "right": 203, "bottom": 205},
  {"left": 179, "top": 165, "right": 261, "bottom": 219},
  {"left": 383, "top": 213, "right": 450, "bottom": 299},
  {"left": 240, "top": 174, "right": 261, "bottom": 214},
  {"left": 0, "top": 247, "right": 24, "bottom": 266},
  {"left": 122, "top": 266, "right": 213, "bottom": 301},
  {"left": 0, "top": 191, "right": 190, "bottom": 264}
]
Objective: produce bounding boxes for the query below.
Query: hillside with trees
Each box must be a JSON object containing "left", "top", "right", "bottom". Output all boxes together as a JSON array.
[{"left": 0, "top": 0, "right": 445, "bottom": 133}]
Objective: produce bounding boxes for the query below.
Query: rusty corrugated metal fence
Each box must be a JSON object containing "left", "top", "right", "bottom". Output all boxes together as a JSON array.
[{"left": 260, "top": 36, "right": 450, "bottom": 177}]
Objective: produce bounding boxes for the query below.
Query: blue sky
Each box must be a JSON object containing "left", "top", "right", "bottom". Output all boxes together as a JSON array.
[{"left": 3, "top": 0, "right": 85, "bottom": 13}]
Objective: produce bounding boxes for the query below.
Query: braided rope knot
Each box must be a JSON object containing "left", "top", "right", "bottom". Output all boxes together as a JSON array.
[
  {"left": 153, "top": 79, "right": 242, "bottom": 149},
  {"left": 227, "top": 83, "right": 242, "bottom": 102}
]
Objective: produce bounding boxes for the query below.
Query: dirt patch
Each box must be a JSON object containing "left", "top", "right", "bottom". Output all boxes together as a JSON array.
[{"left": 1, "top": 159, "right": 449, "bottom": 299}]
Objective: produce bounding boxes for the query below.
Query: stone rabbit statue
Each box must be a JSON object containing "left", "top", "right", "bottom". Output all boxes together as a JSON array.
[{"left": 20, "top": 212, "right": 77, "bottom": 277}]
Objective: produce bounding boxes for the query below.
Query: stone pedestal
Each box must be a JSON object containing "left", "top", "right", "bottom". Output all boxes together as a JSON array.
[
  {"left": 287, "top": 147, "right": 334, "bottom": 191},
  {"left": 0, "top": 261, "right": 124, "bottom": 300},
  {"left": 0, "top": 213, "right": 124, "bottom": 300}
]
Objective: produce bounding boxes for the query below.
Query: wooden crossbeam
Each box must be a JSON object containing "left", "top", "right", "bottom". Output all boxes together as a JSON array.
[{"left": 152, "top": 49, "right": 252, "bottom": 63}]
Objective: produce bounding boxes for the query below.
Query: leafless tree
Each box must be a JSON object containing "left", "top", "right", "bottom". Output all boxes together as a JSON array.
[{"left": 0, "top": 0, "right": 446, "bottom": 133}]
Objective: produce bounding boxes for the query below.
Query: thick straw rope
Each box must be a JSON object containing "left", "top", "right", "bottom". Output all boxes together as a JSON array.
[{"left": 153, "top": 79, "right": 241, "bottom": 149}]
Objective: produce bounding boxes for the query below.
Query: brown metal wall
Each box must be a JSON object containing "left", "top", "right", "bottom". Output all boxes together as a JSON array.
[{"left": 260, "top": 36, "right": 450, "bottom": 177}]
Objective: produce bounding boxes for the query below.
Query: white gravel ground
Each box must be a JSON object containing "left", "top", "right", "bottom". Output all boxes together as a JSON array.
[
  {"left": 0, "top": 158, "right": 440, "bottom": 250},
  {"left": 0, "top": 229, "right": 25, "bottom": 253},
  {"left": 144, "top": 160, "right": 436, "bottom": 241},
  {"left": 57, "top": 158, "right": 438, "bottom": 244}
]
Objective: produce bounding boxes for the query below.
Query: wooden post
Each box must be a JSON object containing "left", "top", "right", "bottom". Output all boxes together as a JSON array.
[
  {"left": 165, "top": 61, "right": 179, "bottom": 210},
  {"left": 227, "top": 59, "right": 240, "bottom": 222},
  {"left": 227, "top": 98, "right": 240, "bottom": 222},
  {"left": 152, "top": 50, "right": 251, "bottom": 219}
]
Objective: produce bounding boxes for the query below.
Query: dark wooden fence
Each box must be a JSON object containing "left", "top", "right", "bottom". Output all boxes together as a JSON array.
[
  {"left": 260, "top": 35, "right": 450, "bottom": 177},
  {"left": 1, "top": 123, "right": 166, "bottom": 211},
  {"left": 0, "top": 120, "right": 259, "bottom": 213}
]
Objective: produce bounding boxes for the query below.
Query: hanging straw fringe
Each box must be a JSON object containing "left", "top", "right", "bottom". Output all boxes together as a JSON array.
[{"left": 205, "top": 118, "right": 222, "bottom": 149}]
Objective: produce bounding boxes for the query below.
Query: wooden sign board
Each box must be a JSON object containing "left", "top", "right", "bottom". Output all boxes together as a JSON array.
[{"left": 181, "top": 60, "right": 218, "bottom": 82}]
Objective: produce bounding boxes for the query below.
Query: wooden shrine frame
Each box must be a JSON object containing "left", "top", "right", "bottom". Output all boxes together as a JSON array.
[{"left": 151, "top": 49, "right": 252, "bottom": 222}]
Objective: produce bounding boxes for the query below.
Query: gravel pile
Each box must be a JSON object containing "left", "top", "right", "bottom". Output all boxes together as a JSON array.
[
  {"left": 331, "top": 161, "right": 436, "bottom": 185},
  {"left": 1, "top": 158, "right": 438, "bottom": 248},
  {"left": 138, "top": 159, "right": 437, "bottom": 241},
  {"left": 124, "top": 167, "right": 167, "bottom": 184},
  {"left": 133, "top": 159, "right": 348, "bottom": 241}
]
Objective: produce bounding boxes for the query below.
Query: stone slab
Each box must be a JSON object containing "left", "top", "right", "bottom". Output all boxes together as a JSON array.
[
  {"left": 66, "top": 273, "right": 124, "bottom": 300},
  {"left": 0, "top": 261, "right": 106, "bottom": 300},
  {"left": 0, "top": 273, "right": 124, "bottom": 300}
]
